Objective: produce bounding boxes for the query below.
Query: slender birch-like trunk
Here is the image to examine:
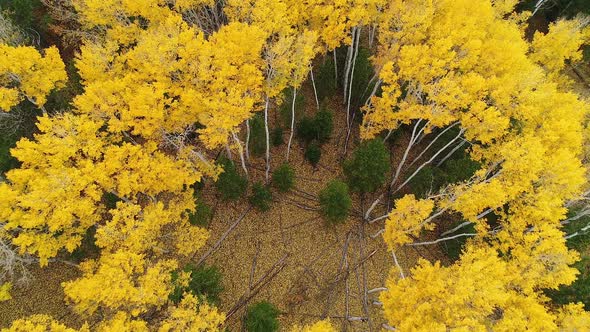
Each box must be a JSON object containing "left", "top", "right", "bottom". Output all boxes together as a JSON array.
[
  {"left": 264, "top": 97, "right": 271, "bottom": 182},
  {"left": 310, "top": 66, "right": 320, "bottom": 110},
  {"left": 245, "top": 119, "right": 251, "bottom": 161},
  {"left": 232, "top": 132, "right": 248, "bottom": 176},
  {"left": 286, "top": 87, "right": 297, "bottom": 161},
  {"left": 343, "top": 27, "right": 357, "bottom": 103}
]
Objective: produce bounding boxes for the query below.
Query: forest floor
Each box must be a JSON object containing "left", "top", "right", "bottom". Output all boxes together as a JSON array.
[
  {"left": 0, "top": 79, "right": 439, "bottom": 331},
  {"left": 7, "top": 60, "right": 590, "bottom": 329}
]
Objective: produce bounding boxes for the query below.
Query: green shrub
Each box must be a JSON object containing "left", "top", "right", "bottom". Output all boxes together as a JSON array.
[
  {"left": 69, "top": 226, "right": 100, "bottom": 262},
  {"left": 319, "top": 180, "right": 352, "bottom": 225},
  {"left": 249, "top": 182, "right": 273, "bottom": 212},
  {"left": 315, "top": 108, "right": 333, "bottom": 143},
  {"left": 304, "top": 143, "right": 321, "bottom": 167},
  {"left": 545, "top": 211, "right": 590, "bottom": 309},
  {"left": 169, "top": 264, "right": 224, "bottom": 305},
  {"left": 441, "top": 157, "right": 480, "bottom": 184},
  {"left": 272, "top": 163, "right": 295, "bottom": 192},
  {"left": 249, "top": 113, "right": 266, "bottom": 157},
  {"left": 215, "top": 157, "right": 247, "bottom": 201},
  {"left": 296, "top": 108, "right": 333, "bottom": 144},
  {"left": 0, "top": 0, "right": 43, "bottom": 31},
  {"left": 271, "top": 127, "right": 283, "bottom": 146},
  {"left": 244, "top": 301, "right": 280, "bottom": 332},
  {"left": 188, "top": 197, "right": 212, "bottom": 228},
  {"left": 102, "top": 192, "right": 122, "bottom": 210},
  {"left": 348, "top": 48, "right": 376, "bottom": 112},
  {"left": 296, "top": 116, "right": 317, "bottom": 144},
  {"left": 343, "top": 139, "right": 390, "bottom": 193},
  {"left": 279, "top": 88, "right": 305, "bottom": 128},
  {"left": 0, "top": 105, "right": 39, "bottom": 175},
  {"left": 440, "top": 221, "right": 476, "bottom": 263},
  {"left": 408, "top": 166, "right": 446, "bottom": 199},
  {"left": 315, "top": 56, "right": 338, "bottom": 102}
]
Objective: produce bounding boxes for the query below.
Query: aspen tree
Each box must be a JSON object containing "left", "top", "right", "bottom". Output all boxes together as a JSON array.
[{"left": 0, "top": 45, "right": 67, "bottom": 112}]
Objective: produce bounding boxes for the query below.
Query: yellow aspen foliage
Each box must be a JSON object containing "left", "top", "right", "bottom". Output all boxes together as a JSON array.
[
  {"left": 1, "top": 315, "right": 89, "bottom": 332},
  {"left": 157, "top": 293, "right": 225, "bottom": 331},
  {"left": 299, "top": 0, "right": 387, "bottom": 50},
  {"left": 226, "top": 0, "right": 318, "bottom": 101},
  {"left": 0, "top": 282, "right": 11, "bottom": 302},
  {"left": 290, "top": 320, "right": 337, "bottom": 332},
  {"left": 530, "top": 18, "right": 590, "bottom": 78},
  {"left": 380, "top": 244, "right": 585, "bottom": 331},
  {"left": 0, "top": 114, "right": 106, "bottom": 265},
  {"left": 383, "top": 195, "right": 435, "bottom": 250},
  {"left": 555, "top": 303, "right": 590, "bottom": 330},
  {"left": 0, "top": 45, "right": 67, "bottom": 111},
  {"left": 74, "top": 16, "right": 265, "bottom": 149},
  {"left": 365, "top": 0, "right": 590, "bottom": 328},
  {"left": 95, "top": 312, "right": 148, "bottom": 332},
  {"left": 62, "top": 251, "right": 177, "bottom": 316}
]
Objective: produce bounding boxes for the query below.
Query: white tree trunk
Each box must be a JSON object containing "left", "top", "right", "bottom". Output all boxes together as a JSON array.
[
  {"left": 343, "top": 27, "right": 357, "bottom": 103},
  {"left": 245, "top": 119, "right": 251, "bottom": 161},
  {"left": 392, "top": 129, "right": 465, "bottom": 194},
  {"left": 346, "top": 27, "right": 361, "bottom": 130},
  {"left": 310, "top": 66, "right": 320, "bottom": 110},
  {"left": 333, "top": 49, "right": 338, "bottom": 82},
  {"left": 390, "top": 120, "right": 426, "bottom": 188},
  {"left": 406, "top": 122, "right": 459, "bottom": 170},
  {"left": 264, "top": 97, "right": 270, "bottom": 182},
  {"left": 232, "top": 132, "right": 248, "bottom": 176},
  {"left": 286, "top": 87, "right": 297, "bottom": 161}
]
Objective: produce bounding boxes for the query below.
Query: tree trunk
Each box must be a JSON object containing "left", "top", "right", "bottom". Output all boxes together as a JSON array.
[
  {"left": 264, "top": 97, "right": 271, "bottom": 182},
  {"left": 245, "top": 119, "right": 251, "bottom": 161},
  {"left": 286, "top": 87, "right": 297, "bottom": 161},
  {"left": 346, "top": 27, "right": 361, "bottom": 132},
  {"left": 232, "top": 132, "right": 248, "bottom": 176},
  {"left": 343, "top": 27, "right": 357, "bottom": 103},
  {"left": 310, "top": 66, "right": 320, "bottom": 110}
]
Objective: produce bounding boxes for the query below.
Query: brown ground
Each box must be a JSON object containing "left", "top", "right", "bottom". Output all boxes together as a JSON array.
[{"left": 0, "top": 77, "right": 427, "bottom": 331}]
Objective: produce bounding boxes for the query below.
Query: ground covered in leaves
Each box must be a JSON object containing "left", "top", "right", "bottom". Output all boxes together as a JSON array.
[{"left": 0, "top": 80, "right": 444, "bottom": 331}]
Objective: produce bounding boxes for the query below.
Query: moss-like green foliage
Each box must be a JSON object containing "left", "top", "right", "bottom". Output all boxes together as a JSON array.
[
  {"left": 272, "top": 163, "right": 295, "bottom": 193},
  {"left": 245, "top": 301, "right": 280, "bottom": 332},
  {"left": 347, "top": 48, "right": 377, "bottom": 112},
  {"left": 169, "top": 264, "right": 224, "bottom": 306},
  {"left": 296, "top": 107, "right": 333, "bottom": 144},
  {"left": 315, "top": 56, "right": 338, "bottom": 102},
  {"left": 249, "top": 113, "right": 266, "bottom": 157},
  {"left": 215, "top": 157, "right": 247, "bottom": 201},
  {"left": 343, "top": 139, "right": 390, "bottom": 193},
  {"left": 271, "top": 127, "right": 284, "bottom": 146},
  {"left": 297, "top": 116, "right": 317, "bottom": 144},
  {"left": 249, "top": 182, "right": 273, "bottom": 212},
  {"left": 319, "top": 180, "right": 352, "bottom": 225},
  {"left": 315, "top": 108, "right": 333, "bottom": 143},
  {"left": 0, "top": 105, "right": 39, "bottom": 175},
  {"left": 0, "top": 0, "right": 43, "bottom": 31},
  {"left": 545, "top": 210, "right": 590, "bottom": 309},
  {"left": 304, "top": 143, "right": 322, "bottom": 167},
  {"left": 69, "top": 226, "right": 100, "bottom": 262},
  {"left": 188, "top": 197, "right": 212, "bottom": 228},
  {"left": 408, "top": 154, "right": 480, "bottom": 199},
  {"left": 408, "top": 166, "right": 445, "bottom": 199},
  {"left": 441, "top": 157, "right": 480, "bottom": 184},
  {"left": 440, "top": 221, "right": 477, "bottom": 263}
]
